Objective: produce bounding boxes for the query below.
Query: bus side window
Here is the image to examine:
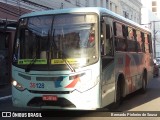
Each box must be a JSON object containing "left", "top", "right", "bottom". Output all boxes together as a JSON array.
[
  {"left": 141, "top": 32, "right": 145, "bottom": 52},
  {"left": 148, "top": 34, "right": 152, "bottom": 53},
  {"left": 126, "top": 27, "right": 137, "bottom": 52},
  {"left": 101, "top": 17, "right": 113, "bottom": 56},
  {"left": 144, "top": 33, "right": 150, "bottom": 53},
  {"left": 113, "top": 22, "right": 126, "bottom": 52},
  {"left": 136, "top": 30, "right": 143, "bottom": 52}
]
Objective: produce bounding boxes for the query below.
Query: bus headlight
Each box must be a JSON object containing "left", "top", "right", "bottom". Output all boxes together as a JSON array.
[{"left": 12, "top": 80, "right": 25, "bottom": 91}]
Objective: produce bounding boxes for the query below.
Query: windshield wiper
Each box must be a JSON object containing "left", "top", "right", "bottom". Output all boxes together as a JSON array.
[
  {"left": 25, "top": 33, "right": 42, "bottom": 72},
  {"left": 25, "top": 55, "right": 37, "bottom": 72},
  {"left": 61, "top": 52, "right": 76, "bottom": 72},
  {"left": 51, "top": 29, "right": 75, "bottom": 72},
  {"left": 25, "top": 30, "right": 50, "bottom": 72}
]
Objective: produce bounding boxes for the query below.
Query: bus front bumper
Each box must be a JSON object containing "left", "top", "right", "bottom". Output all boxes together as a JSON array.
[{"left": 12, "top": 83, "right": 100, "bottom": 110}]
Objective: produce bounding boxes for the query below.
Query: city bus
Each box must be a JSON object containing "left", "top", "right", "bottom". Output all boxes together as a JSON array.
[{"left": 12, "top": 7, "right": 153, "bottom": 110}]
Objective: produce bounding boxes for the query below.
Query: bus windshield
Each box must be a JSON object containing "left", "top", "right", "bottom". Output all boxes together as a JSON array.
[{"left": 13, "top": 14, "right": 98, "bottom": 71}]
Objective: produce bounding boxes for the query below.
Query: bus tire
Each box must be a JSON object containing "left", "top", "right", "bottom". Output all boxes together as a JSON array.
[
  {"left": 108, "top": 79, "right": 124, "bottom": 110},
  {"left": 140, "top": 72, "right": 147, "bottom": 94},
  {"left": 116, "top": 80, "right": 123, "bottom": 105},
  {"left": 111, "top": 79, "right": 123, "bottom": 109}
]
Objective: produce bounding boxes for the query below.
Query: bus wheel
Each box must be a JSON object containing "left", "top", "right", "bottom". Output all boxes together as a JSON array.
[
  {"left": 109, "top": 80, "right": 123, "bottom": 110},
  {"left": 111, "top": 80, "right": 123, "bottom": 109},
  {"left": 116, "top": 80, "right": 123, "bottom": 105},
  {"left": 140, "top": 73, "right": 147, "bottom": 94}
]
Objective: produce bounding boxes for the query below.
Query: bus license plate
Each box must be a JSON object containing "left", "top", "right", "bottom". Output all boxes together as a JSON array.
[{"left": 42, "top": 95, "right": 58, "bottom": 101}]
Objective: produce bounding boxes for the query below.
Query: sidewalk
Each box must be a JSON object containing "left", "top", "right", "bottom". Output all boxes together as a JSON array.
[{"left": 0, "top": 83, "right": 11, "bottom": 98}]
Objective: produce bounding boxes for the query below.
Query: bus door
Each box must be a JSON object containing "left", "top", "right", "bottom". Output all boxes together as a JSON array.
[{"left": 100, "top": 16, "right": 115, "bottom": 107}]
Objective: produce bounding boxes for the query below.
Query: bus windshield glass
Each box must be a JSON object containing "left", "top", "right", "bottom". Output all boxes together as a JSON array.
[{"left": 13, "top": 14, "right": 98, "bottom": 71}]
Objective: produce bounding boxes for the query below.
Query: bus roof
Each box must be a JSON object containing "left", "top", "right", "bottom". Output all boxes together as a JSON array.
[
  {"left": 20, "top": 7, "right": 150, "bottom": 32},
  {"left": 20, "top": 7, "right": 102, "bottom": 18}
]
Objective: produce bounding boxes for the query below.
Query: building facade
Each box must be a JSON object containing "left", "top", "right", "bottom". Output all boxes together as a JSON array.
[
  {"left": 0, "top": 0, "right": 143, "bottom": 24},
  {"left": 107, "top": 0, "right": 121, "bottom": 14},
  {"left": 151, "top": 0, "right": 160, "bottom": 18},
  {"left": 23, "top": 0, "right": 106, "bottom": 9},
  {"left": 120, "top": 0, "right": 142, "bottom": 24},
  {"left": 26, "top": 0, "right": 142, "bottom": 24},
  {"left": 141, "top": 0, "right": 160, "bottom": 58}
]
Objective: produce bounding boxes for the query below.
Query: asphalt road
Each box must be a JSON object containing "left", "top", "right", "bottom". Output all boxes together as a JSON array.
[{"left": 117, "top": 76, "right": 160, "bottom": 111}]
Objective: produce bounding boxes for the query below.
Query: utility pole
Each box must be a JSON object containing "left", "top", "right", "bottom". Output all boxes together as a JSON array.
[
  {"left": 152, "top": 20, "right": 160, "bottom": 58},
  {"left": 153, "top": 21, "right": 156, "bottom": 58}
]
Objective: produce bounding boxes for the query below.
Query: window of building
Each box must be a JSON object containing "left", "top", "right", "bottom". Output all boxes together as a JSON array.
[
  {"left": 115, "top": 6, "right": 118, "bottom": 13},
  {"left": 106, "top": 0, "right": 109, "bottom": 8},
  {"left": 152, "top": 1, "right": 157, "bottom": 6},
  {"left": 123, "top": 11, "right": 129, "bottom": 18},
  {"left": 85, "top": 0, "right": 89, "bottom": 7},
  {"left": 76, "top": 0, "right": 80, "bottom": 6},
  {"left": 152, "top": 7, "right": 157, "bottom": 12},
  {"left": 65, "top": 0, "right": 71, "bottom": 2},
  {"left": 110, "top": 2, "right": 112, "bottom": 10},
  {"left": 130, "top": 15, "right": 132, "bottom": 20}
]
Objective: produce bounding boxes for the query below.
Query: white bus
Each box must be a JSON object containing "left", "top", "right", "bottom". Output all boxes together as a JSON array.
[{"left": 12, "top": 7, "right": 153, "bottom": 110}]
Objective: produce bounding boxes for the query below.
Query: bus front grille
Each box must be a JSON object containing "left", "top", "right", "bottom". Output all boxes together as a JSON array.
[
  {"left": 28, "top": 90, "right": 72, "bottom": 94},
  {"left": 27, "top": 97, "right": 76, "bottom": 108}
]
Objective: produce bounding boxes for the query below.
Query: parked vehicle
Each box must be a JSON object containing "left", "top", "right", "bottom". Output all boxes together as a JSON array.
[
  {"left": 154, "top": 63, "right": 159, "bottom": 77},
  {"left": 154, "top": 57, "right": 160, "bottom": 68}
]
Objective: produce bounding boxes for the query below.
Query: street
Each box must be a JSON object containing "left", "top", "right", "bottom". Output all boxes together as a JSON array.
[
  {"left": 0, "top": 76, "right": 160, "bottom": 119},
  {"left": 117, "top": 76, "right": 160, "bottom": 111}
]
